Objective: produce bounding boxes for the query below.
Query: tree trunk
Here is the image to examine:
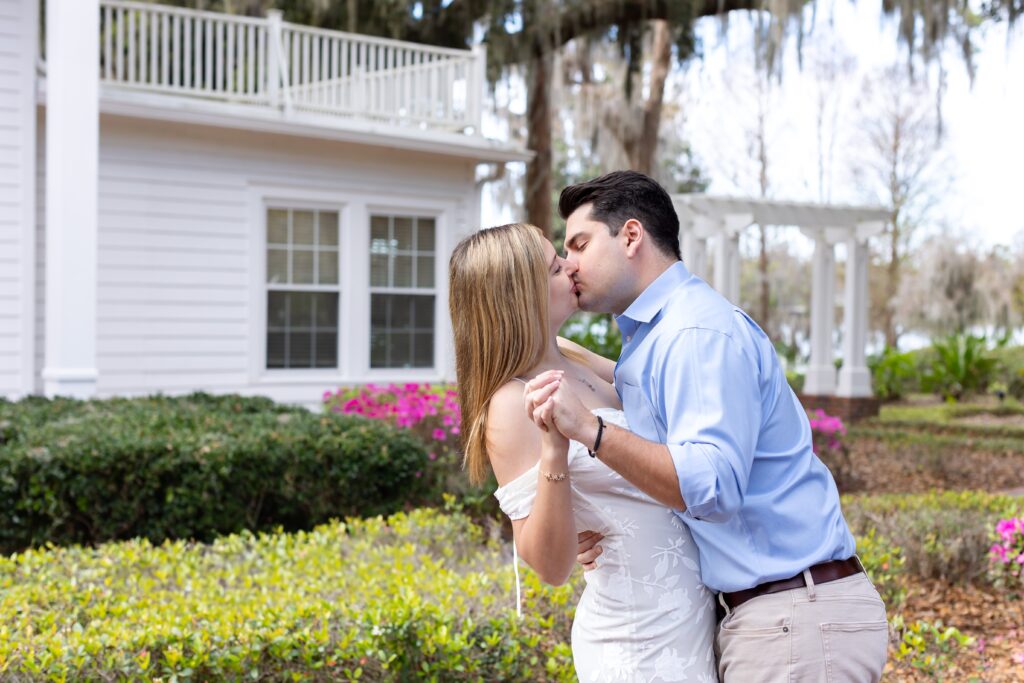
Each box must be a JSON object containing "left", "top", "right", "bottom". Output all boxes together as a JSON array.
[
  {"left": 636, "top": 20, "right": 671, "bottom": 175},
  {"left": 526, "top": 53, "right": 553, "bottom": 237}
]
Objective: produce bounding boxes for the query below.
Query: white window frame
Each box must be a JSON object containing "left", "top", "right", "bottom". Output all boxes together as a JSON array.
[{"left": 247, "top": 184, "right": 456, "bottom": 386}]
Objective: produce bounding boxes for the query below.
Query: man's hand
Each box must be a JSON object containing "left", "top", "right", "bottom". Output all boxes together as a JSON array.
[
  {"left": 577, "top": 530, "right": 604, "bottom": 571},
  {"left": 524, "top": 371, "right": 598, "bottom": 445}
]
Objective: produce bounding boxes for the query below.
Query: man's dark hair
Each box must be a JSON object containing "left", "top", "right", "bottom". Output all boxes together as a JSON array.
[{"left": 558, "top": 170, "right": 681, "bottom": 260}]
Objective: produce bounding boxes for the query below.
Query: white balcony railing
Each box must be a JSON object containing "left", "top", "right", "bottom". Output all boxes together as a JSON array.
[{"left": 92, "top": 0, "right": 485, "bottom": 133}]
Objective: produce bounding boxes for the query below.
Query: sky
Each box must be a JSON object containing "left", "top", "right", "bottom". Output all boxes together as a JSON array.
[{"left": 482, "top": 1, "right": 1024, "bottom": 249}]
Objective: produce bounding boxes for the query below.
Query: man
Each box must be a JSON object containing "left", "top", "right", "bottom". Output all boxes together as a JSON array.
[{"left": 524, "top": 170, "right": 888, "bottom": 682}]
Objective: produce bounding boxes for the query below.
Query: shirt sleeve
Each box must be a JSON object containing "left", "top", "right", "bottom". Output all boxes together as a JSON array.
[{"left": 654, "top": 327, "right": 762, "bottom": 523}]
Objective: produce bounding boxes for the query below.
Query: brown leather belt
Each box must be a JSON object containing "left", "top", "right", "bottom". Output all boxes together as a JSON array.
[{"left": 722, "top": 557, "right": 863, "bottom": 610}]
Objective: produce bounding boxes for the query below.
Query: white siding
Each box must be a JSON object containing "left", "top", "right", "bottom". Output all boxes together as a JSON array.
[
  {"left": 91, "top": 115, "right": 477, "bottom": 405},
  {"left": 0, "top": 0, "right": 38, "bottom": 397}
]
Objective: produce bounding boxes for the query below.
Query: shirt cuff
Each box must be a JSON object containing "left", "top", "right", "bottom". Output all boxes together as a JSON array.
[{"left": 668, "top": 442, "right": 722, "bottom": 522}]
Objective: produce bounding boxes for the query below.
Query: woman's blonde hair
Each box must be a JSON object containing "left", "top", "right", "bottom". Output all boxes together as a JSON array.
[{"left": 449, "top": 223, "right": 551, "bottom": 484}]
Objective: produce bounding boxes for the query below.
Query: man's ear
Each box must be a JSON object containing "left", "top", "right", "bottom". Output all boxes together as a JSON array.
[{"left": 622, "top": 219, "right": 644, "bottom": 257}]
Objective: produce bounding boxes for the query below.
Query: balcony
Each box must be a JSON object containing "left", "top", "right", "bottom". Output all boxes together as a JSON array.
[{"left": 38, "top": 0, "right": 515, "bottom": 154}]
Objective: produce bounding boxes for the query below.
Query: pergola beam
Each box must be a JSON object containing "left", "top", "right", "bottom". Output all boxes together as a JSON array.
[{"left": 674, "top": 194, "right": 889, "bottom": 400}]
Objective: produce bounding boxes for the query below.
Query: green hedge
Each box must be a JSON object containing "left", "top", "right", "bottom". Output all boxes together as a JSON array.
[
  {"left": 842, "top": 490, "right": 1024, "bottom": 585},
  {"left": 0, "top": 394, "right": 431, "bottom": 554},
  {"left": 0, "top": 508, "right": 577, "bottom": 682}
]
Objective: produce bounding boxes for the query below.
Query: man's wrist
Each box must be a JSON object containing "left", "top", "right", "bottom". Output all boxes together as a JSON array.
[{"left": 577, "top": 414, "right": 601, "bottom": 452}]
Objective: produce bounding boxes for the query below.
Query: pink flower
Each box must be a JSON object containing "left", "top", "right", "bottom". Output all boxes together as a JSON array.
[
  {"left": 450, "top": 426, "right": 460, "bottom": 435},
  {"left": 432, "top": 428, "right": 447, "bottom": 441},
  {"left": 428, "top": 452, "right": 437, "bottom": 461},
  {"left": 1013, "top": 651, "right": 1024, "bottom": 666}
]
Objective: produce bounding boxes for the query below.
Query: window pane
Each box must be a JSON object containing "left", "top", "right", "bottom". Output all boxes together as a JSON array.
[
  {"left": 289, "top": 292, "right": 313, "bottom": 327},
  {"left": 268, "top": 209, "right": 288, "bottom": 244},
  {"left": 318, "top": 250, "right": 338, "bottom": 285},
  {"left": 370, "top": 294, "right": 388, "bottom": 327},
  {"left": 417, "top": 218, "right": 435, "bottom": 251},
  {"left": 267, "top": 292, "right": 288, "bottom": 327},
  {"left": 413, "top": 296, "right": 434, "bottom": 330},
  {"left": 389, "top": 333, "right": 411, "bottom": 368},
  {"left": 393, "top": 217, "right": 413, "bottom": 250},
  {"left": 393, "top": 255, "right": 413, "bottom": 287},
  {"left": 293, "top": 250, "right": 315, "bottom": 285},
  {"left": 370, "top": 331, "right": 388, "bottom": 367},
  {"left": 267, "top": 248, "right": 288, "bottom": 284},
  {"left": 315, "top": 332, "right": 337, "bottom": 368},
  {"left": 412, "top": 332, "right": 434, "bottom": 367},
  {"left": 370, "top": 254, "right": 389, "bottom": 287},
  {"left": 390, "top": 295, "right": 412, "bottom": 329},
  {"left": 293, "top": 211, "right": 315, "bottom": 245},
  {"left": 370, "top": 216, "right": 390, "bottom": 253},
  {"left": 319, "top": 212, "right": 338, "bottom": 247},
  {"left": 314, "top": 292, "right": 338, "bottom": 327},
  {"left": 266, "top": 331, "right": 287, "bottom": 368},
  {"left": 416, "top": 255, "right": 434, "bottom": 288},
  {"left": 291, "top": 332, "right": 313, "bottom": 367}
]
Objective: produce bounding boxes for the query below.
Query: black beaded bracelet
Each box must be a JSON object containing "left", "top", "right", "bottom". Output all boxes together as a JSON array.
[{"left": 588, "top": 415, "right": 605, "bottom": 458}]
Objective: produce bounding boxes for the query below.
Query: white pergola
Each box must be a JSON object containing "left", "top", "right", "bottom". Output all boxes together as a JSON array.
[{"left": 672, "top": 194, "right": 890, "bottom": 398}]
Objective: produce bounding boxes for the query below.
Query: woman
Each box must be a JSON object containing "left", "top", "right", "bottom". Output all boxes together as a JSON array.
[{"left": 449, "top": 223, "right": 717, "bottom": 682}]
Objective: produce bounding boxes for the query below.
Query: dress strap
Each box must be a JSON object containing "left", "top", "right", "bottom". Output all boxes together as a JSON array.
[{"left": 511, "top": 376, "right": 528, "bottom": 385}]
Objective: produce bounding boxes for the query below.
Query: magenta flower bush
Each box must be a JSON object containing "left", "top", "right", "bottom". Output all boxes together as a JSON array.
[
  {"left": 989, "top": 517, "right": 1024, "bottom": 590},
  {"left": 809, "top": 409, "right": 855, "bottom": 490}
]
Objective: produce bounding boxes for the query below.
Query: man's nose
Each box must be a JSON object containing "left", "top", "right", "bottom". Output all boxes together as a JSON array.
[{"left": 563, "top": 257, "right": 579, "bottom": 274}]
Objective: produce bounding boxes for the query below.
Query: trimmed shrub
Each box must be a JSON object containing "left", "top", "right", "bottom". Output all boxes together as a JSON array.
[
  {"left": 0, "top": 394, "right": 431, "bottom": 554},
  {"left": 843, "top": 491, "right": 1024, "bottom": 585},
  {"left": 922, "top": 334, "right": 997, "bottom": 401},
  {"left": 0, "top": 508, "right": 577, "bottom": 682},
  {"left": 868, "top": 346, "right": 918, "bottom": 401}
]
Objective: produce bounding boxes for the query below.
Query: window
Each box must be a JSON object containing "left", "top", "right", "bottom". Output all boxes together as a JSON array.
[
  {"left": 369, "top": 214, "right": 436, "bottom": 368},
  {"left": 265, "top": 208, "right": 339, "bottom": 369}
]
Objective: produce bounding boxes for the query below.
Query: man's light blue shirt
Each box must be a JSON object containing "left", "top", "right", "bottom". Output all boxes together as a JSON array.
[{"left": 614, "top": 261, "right": 856, "bottom": 593}]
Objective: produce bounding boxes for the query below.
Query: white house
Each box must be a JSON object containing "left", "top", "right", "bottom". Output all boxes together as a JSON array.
[{"left": 0, "top": 0, "right": 529, "bottom": 406}]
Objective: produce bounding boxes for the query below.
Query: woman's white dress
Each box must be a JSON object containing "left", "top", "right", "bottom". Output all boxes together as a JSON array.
[{"left": 493, "top": 408, "right": 718, "bottom": 683}]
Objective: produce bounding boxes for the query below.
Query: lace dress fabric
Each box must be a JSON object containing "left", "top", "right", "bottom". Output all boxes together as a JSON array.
[{"left": 494, "top": 408, "right": 718, "bottom": 683}]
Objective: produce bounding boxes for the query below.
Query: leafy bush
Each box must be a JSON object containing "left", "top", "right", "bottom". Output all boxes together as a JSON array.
[
  {"left": 856, "top": 528, "right": 907, "bottom": 609},
  {"left": 559, "top": 312, "right": 622, "bottom": 360},
  {"left": 0, "top": 394, "right": 431, "bottom": 554},
  {"left": 889, "top": 616, "right": 974, "bottom": 678},
  {"left": 0, "top": 508, "right": 577, "bottom": 682},
  {"left": 323, "top": 383, "right": 499, "bottom": 520},
  {"left": 843, "top": 491, "right": 1024, "bottom": 585},
  {"left": 786, "top": 369, "right": 805, "bottom": 394},
  {"left": 868, "top": 346, "right": 918, "bottom": 401},
  {"left": 991, "top": 344, "right": 1024, "bottom": 400},
  {"left": 922, "top": 334, "right": 997, "bottom": 401}
]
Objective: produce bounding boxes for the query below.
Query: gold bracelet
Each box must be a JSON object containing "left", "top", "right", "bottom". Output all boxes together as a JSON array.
[{"left": 542, "top": 471, "right": 568, "bottom": 482}]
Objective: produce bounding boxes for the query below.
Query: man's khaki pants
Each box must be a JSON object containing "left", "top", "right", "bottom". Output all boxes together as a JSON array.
[{"left": 715, "top": 570, "right": 889, "bottom": 682}]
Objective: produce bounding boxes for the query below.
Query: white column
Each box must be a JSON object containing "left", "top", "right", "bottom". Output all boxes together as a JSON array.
[
  {"left": 713, "top": 233, "right": 732, "bottom": 300},
  {"left": 837, "top": 238, "right": 873, "bottom": 397},
  {"left": 43, "top": 0, "right": 100, "bottom": 398},
  {"left": 681, "top": 230, "right": 708, "bottom": 280},
  {"left": 804, "top": 236, "right": 836, "bottom": 395}
]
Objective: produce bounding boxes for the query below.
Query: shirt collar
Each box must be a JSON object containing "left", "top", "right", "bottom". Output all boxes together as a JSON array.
[{"left": 616, "top": 261, "right": 691, "bottom": 328}]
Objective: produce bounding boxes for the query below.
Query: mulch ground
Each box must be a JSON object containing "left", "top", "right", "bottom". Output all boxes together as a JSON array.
[
  {"left": 840, "top": 409, "right": 1024, "bottom": 680},
  {"left": 885, "top": 580, "right": 1024, "bottom": 681},
  {"left": 839, "top": 437, "right": 1024, "bottom": 495}
]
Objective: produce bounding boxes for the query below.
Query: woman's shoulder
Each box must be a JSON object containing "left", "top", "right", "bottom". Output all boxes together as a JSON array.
[{"left": 485, "top": 379, "right": 542, "bottom": 486}]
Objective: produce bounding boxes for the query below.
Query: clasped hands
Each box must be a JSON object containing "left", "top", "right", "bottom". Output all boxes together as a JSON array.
[{"left": 522, "top": 369, "right": 605, "bottom": 570}]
